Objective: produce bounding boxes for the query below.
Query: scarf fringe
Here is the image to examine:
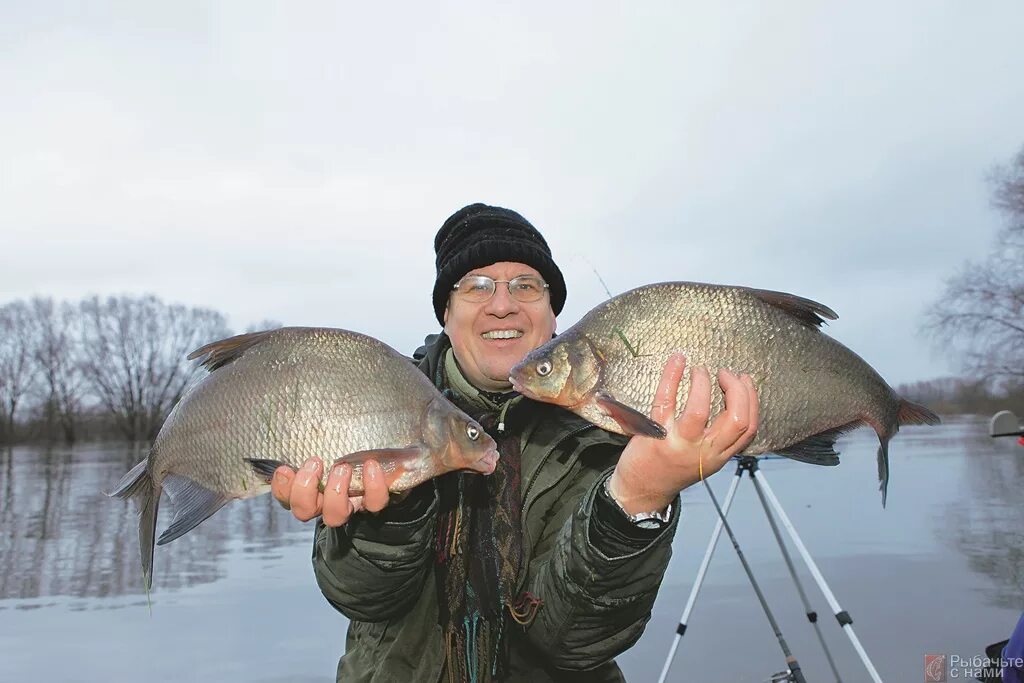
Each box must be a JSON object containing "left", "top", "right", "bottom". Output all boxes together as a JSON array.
[
  {"left": 436, "top": 480, "right": 465, "bottom": 563},
  {"left": 437, "top": 354, "right": 526, "bottom": 683},
  {"left": 508, "top": 591, "right": 543, "bottom": 626},
  {"left": 445, "top": 614, "right": 504, "bottom": 683}
]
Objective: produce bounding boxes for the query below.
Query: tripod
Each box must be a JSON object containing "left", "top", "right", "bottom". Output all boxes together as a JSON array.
[{"left": 656, "top": 456, "right": 884, "bottom": 683}]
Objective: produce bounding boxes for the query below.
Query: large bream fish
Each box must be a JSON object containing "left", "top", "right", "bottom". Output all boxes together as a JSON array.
[
  {"left": 509, "top": 282, "right": 939, "bottom": 505},
  {"left": 110, "top": 327, "right": 499, "bottom": 589}
]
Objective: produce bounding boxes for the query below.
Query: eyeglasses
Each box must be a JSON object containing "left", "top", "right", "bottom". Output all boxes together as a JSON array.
[{"left": 451, "top": 275, "right": 549, "bottom": 304}]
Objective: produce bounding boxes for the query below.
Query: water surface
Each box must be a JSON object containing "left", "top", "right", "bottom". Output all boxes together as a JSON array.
[{"left": 0, "top": 419, "right": 1020, "bottom": 682}]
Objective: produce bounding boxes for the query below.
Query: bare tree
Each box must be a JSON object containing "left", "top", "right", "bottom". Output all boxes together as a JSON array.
[
  {"left": 29, "top": 298, "right": 86, "bottom": 444},
  {"left": 0, "top": 301, "right": 39, "bottom": 443},
  {"left": 925, "top": 144, "right": 1024, "bottom": 384},
  {"left": 78, "top": 295, "right": 230, "bottom": 443},
  {"left": 993, "top": 145, "right": 1024, "bottom": 221}
]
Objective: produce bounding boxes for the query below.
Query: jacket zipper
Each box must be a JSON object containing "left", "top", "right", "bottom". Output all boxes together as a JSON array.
[{"left": 517, "top": 423, "right": 596, "bottom": 592}]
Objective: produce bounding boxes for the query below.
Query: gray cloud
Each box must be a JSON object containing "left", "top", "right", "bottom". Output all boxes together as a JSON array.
[{"left": 2, "top": 0, "right": 1022, "bottom": 386}]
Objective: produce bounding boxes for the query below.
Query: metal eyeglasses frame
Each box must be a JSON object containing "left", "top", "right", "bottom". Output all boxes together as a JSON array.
[{"left": 451, "top": 274, "right": 549, "bottom": 303}]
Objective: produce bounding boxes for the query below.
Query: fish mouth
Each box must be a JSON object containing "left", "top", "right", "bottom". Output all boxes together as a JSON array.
[
  {"left": 472, "top": 447, "right": 500, "bottom": 475},
  {"left": 509, "top": 375, "right": 536, "bottom": 399},
  {"left": 511, "top": 373, "right": 587, "bottom": 410}
]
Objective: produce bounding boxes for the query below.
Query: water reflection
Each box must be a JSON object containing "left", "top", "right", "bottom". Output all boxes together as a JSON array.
[
  {"left": 0, "top": 443, "right": 307, "bottom": 603},
  {"left": 941, "top": 422, "right": 1024, "bottom": 609}
]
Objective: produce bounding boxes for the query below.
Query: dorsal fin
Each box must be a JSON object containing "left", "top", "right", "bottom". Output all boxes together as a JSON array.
[
  {"left": 187, "top": 329, "right": 276, "bottom": 372},
  {"left": 747, "top": 288, "right": 838, "bottom": 328}
]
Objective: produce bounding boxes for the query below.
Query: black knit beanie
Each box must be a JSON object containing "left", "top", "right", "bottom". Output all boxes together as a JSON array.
[{"left": 432, "top": 203, "right": 567, "bottom": 325}]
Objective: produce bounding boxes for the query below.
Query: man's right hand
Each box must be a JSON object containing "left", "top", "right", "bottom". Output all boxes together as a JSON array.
[{"left": 270, "top": 457, "right": 392, "bottom": 527}]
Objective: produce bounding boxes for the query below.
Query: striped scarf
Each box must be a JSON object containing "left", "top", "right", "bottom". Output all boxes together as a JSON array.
[{"left": 434, "top": 350, "right": 542, "bottom": 682}]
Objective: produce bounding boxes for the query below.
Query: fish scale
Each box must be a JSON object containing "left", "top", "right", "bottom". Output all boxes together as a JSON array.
[
  {"left": 109, "top": 326, "right": 498, "bottom": 590},
  {"left": 155, "top": 331, "right": 425, "bottom": 490},
  {"left": 510, "top": 281, "right": 940, "bottom": 506},
  {"left": 586, "top": 283, "right": 879, "bottom": 451}
]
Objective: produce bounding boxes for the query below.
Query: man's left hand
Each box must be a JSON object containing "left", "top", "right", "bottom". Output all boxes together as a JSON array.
[{"left": 607, "top": 353, "right": 760, "bottom": 516}]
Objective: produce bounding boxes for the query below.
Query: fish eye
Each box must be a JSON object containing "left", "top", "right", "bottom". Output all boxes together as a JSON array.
[
  {"left": 537, "top": 360, "right": 552, "bottom": 377},
  {"left": 466, "top": 424, "right": 480, "bottom": 441}
]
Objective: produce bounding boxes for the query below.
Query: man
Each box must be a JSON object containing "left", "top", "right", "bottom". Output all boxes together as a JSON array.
[{"left": 272, "top": 203, "right": 760, "bottom": 682}]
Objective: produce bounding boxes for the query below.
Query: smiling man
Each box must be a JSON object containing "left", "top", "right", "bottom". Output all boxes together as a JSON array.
[{"left": 272, "top": 203, "right": 761, "bottom": 682}]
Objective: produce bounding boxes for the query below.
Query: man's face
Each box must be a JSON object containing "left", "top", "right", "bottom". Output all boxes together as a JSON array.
[{"left": 444, "top": 261, "right": 557, "bottom": 392}]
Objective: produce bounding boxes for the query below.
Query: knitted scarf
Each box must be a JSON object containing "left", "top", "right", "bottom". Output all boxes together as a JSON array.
[{"left": 434, "top": 350, "right": 542, "bottom": 682}]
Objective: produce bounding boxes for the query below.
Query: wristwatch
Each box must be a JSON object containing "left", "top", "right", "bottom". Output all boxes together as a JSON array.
[{"left": 602, "top": 477, "right": 673, "bottom": 530}]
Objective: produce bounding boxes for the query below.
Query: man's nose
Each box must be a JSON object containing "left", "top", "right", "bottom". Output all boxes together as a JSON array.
[{"left": 485, "top": 284, "right": 519, "bottom": 316}]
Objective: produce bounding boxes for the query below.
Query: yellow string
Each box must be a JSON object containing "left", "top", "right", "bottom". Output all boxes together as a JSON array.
[{"left": 698, "top": 451, "right": 704, "bottom": 482}]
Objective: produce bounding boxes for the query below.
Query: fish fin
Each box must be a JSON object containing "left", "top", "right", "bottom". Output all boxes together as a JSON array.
[
  {"left": 337, "top": 447, "right": 426, "bottom": 465},
  {"left": 897, "top": 399, "right": 940, "bottom": 426},
  {"left": 156, "top": 474, "right": 231, "bottom": 546},
  {"left": 245, "top": 458, "right": 294, "bottom": 482},
  {"left": 877, "top": 439, "right": 890, "bottom": 508},
  {"left": 107, "top": 459, "right": 151, "bottom": 498},
  {"left": 337, "top": 447, "right": 428, "bottom": 479},
  {"left": 747, "top": 288, "right": 839, "bottom": 328},
  {"left": 775, "top": 423, "right": 859, "bottom": 465},
  {"left": 187, "top": 329, "right": 278, "bottom": 372},
  {"left": 108, "top": 459, "right": 161, "bottom": 592},
  {"left": 595, "top": 391, "right": 667, "bottom": 439}
]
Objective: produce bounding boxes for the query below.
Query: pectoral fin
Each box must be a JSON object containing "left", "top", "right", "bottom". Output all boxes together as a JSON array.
[
  {"left": 337, "top": 447, "right": 427, "bottom": 466},
  {"left": 246, "top": 448, "right": 427, "bottom": 491},
  {"left": 595, "top": 392, "right": 667, "bottom": 438},
  {"left": 246, "top": 458, "right": 292, "bottom": 481}
]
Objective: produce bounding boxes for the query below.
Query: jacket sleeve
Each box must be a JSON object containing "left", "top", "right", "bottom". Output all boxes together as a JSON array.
[
  {"left": 520, "top": 447, "right": 680, "bottom": 670},
  {"left": 311, "top": 484, "right": 438, "bottom": 622}
]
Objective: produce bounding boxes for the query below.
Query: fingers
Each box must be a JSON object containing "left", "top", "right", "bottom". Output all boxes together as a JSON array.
[
  {"left": 321, "top": 459, "right": 390, "bottom": 526},
  {"left": 674, "top": 365, "right": 712, "bottom": 440},
  {"left": 322, "top": 463, "right": 356, "bottom": 527},
  {"left": 289, "top": 457, "right": 325, "bottom": 522},
  {"left": 361, "top": 460, "right": 391, "bottom": 513},
  {"left": 271, "top": 466, "right": 295, "bottom": 510},
  {"left": 650, "top": 353, "right": 687, "bottom": 427},
  {"left": 705, "top": 370, "right": 758, "bottom": 459},
  {"left": 744, "top": 374, "right": 760, "bottom": 444}
]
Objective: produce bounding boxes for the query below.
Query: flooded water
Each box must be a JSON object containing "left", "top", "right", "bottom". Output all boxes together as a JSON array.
[{"left": 0, "top": 418, "right": 1021, "bottom": 682}]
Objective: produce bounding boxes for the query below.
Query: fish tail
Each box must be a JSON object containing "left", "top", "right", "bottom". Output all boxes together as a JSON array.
[
  {"left": 872, "top": 399, "right": 939, "bottom": 509},
  {"left": 876, "top": 439, "right": 890, "bottom": 509},
  {"left": 108, "top": 459, "right": 161, "bottom": 591},
  {"left": 897, "top": 399, "right": 941, "bottom": 426}
]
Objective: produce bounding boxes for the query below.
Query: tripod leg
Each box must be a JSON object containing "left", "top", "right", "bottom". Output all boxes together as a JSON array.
[
  {"left": 749, "top": 466, "right": 845, "bottom": 682},
  {"left": 656, "top": 466, "right": 743, "bottom": 683},
  {"left": 754, "top": 468, "right": 885, "bottom": 683}
]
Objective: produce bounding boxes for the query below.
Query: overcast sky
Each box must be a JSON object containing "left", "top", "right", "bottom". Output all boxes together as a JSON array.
[{"left": 2, "top": 1, "right": 1022, "bottom": 385}]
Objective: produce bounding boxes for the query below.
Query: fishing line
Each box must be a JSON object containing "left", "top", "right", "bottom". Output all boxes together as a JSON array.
[{"left": 590, "top": 264, "right": 614, "bottom": 299}]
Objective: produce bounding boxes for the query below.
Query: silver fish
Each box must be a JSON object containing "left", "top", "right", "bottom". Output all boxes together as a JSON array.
[
  {"left": 510, "top": 281, "right": 939, "bottom": 505},
  {"left": 110, "top": 327, "right": 498, "bottom": 589}
]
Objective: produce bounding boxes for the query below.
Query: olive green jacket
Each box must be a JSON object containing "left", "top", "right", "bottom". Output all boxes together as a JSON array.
[{"left": 311, "top": 334, "right": 680, "bottom": 682}]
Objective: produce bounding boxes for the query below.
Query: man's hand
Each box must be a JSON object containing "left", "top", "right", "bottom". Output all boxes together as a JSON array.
[
  {"left": 270, "top": 457, "right": 392, "bottom": 527},
  {"left": 608, "top": 353, "right": 760, "bottom": 515}
]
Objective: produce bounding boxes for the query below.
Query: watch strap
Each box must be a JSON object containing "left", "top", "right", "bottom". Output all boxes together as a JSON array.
[{"left": 602, "top": 477, "right": 672, "bottom": 527}]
